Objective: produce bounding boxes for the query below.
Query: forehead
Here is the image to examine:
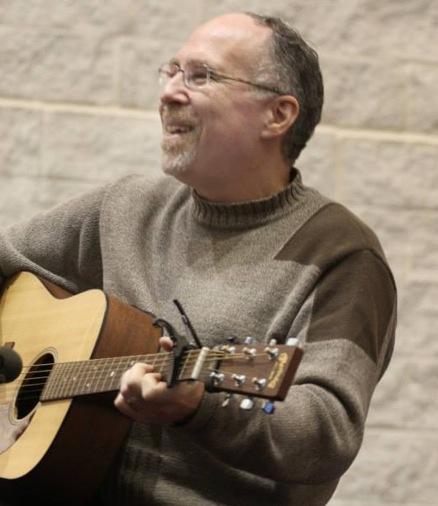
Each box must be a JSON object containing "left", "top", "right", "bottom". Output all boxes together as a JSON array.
[{"left": 175, "top": 14, "right": 271, "bottom": 71}]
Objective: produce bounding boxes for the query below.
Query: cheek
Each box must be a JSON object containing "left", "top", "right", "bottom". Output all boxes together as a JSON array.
[{"left": 194, "top": 95, "right": 265, "bottom": 155}]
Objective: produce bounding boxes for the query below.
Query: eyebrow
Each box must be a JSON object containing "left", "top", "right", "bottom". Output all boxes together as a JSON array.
[{"left": 168, "top": 57, "right": 223, "bottom": 72}]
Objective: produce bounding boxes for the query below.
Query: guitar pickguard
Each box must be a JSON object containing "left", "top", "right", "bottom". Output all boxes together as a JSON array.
[{"left": 0, "top": 403, "right": 32, "bottom": 453}]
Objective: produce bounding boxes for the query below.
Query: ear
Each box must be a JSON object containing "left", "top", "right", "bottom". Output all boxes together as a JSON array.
[{"left": 260, "top": 95, "right": 300, "bottom": 140}]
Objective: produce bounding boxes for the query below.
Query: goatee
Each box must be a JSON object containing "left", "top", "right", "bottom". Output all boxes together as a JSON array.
[{"left": 160, "top": 105, "right": 200, "bottom": 176}]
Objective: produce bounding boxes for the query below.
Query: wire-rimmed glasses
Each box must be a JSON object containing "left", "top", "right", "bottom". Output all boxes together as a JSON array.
[{"left": 158, "top": 61, "right": 283, "bottom": 95}]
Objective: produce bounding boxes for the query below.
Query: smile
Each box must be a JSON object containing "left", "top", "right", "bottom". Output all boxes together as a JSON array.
[{"left": 165, "top": 125, "right": 195, "bottom": 134}]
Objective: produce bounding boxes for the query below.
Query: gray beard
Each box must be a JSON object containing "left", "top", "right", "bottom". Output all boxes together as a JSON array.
[{"left": 161, "top": 138, "right": 198, "bottom": 177}]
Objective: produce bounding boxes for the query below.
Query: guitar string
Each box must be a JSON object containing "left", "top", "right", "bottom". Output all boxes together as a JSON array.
[
  {"left": 12, "top": 349, "right": 263, "bottom": 377},
  {"left": 2, "top": 374, "right": 273, "bottom": 404},
  {"left": 16, "top": 342, "right": 270, "bottom": 371},
  {"left": 3, "top": 351, "right": 271, "bottom": 387},
  {"left": 0, "top": 366, "right": 263, "bottom": 404},
  {"left": 16, "top": 349, "right": 230, "bottom": 372},
  {"left": 0, "top": 352, "right": 275, "bottom": 401},
  {"left": 5, "top": 353, "right": 225, "bottom": 386}
]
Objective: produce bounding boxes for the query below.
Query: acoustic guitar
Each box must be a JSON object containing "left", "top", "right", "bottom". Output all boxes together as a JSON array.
[{"left": 0, "top": 271, "right": 302, "bottom": 505}]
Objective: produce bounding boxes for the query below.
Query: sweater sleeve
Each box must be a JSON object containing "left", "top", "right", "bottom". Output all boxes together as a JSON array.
[
  {"left": 0, "top": 185, "right": 106, "bottom": 294},
  {"left": 176, "top": 249, "right": 396, "bottom": 485}
]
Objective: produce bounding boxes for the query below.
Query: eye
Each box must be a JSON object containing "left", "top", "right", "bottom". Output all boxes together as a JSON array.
[{"left": 187, "top": 65, "right": 209, "bottom": 86}]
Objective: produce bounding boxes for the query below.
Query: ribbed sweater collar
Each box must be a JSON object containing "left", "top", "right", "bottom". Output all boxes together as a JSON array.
[{"left": 190, "top": 168, "right": 308, "bottom": 229}]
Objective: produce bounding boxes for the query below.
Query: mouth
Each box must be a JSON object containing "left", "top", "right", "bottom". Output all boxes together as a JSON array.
[
  {"left": 164, "top": 124, "right": 196, "bottom": 135},
  {"left": 162, "top": 122, "right": 198, "bottom": 146}
]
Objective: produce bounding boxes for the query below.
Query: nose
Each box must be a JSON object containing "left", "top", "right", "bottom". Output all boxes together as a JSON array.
[{"left": 159, "top": 71, "right": 190, "bottom": 106}]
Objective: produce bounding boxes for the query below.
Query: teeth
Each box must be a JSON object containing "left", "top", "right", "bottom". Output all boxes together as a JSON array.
[{"left": 166, "top": 125, "right": 193, "bottom": 134}]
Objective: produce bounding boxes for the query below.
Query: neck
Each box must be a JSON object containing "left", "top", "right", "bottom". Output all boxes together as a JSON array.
[
  {"left": 196, "top": 179, "right": 289, "bottom": 203},
  {"left": 190, "top": 167, "right": 304, "bottom": 229},
  {"left": 190, "top": 157, "right": 291, "bottom": 203}
]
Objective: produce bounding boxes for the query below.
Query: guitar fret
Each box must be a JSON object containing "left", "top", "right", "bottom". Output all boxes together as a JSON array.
[
  {"left": 151, "top": 353, "right": 159, "bottom": 379},
  {"left": 41, "top": 363, "right": 55, "bottom": 400},
  {"left": 64, "top": 361, "right": 77, "bottom": 398},
  {"left": 104, "top": 356, "right": 118, "bottom": 392},
  {"left": 159, "top": 353, "right": 170, "bottom": 377},
  {"left": 178, "top": 350, "right": 190, "bottom": 380},
  {"left": 59, "top": 362, "right": 70, "bottom": 398},
  {"left": 95, "top": 358, "right": 107, "bottom": 392},
  {"left": 85, "top": 360, "right": 96, "bottom": 393},
  {"left": 76, "top": 360, "right": 87, "bottom": 395},
  {"left": 86, "top": 360, "right": 98, "bottom": 394},
  {"left": 103, "top": 356, "right": 123, "bottom": 392},
  {"left": 44, "top": 362, "right": 67, "bottom": 400},
  {"left": 90, "top": 360, "right": 102, "bottom": 393},
  {"left": 57, "top": 362, "right": 69, "bottom": 399},
  {"left": 111, "top": 357, "right": 126, "bottom": 390},
  {"left": 55, "top": 362, "right": 68, "bottom": 399},
  {"left": 178, "top": 351, "right": 187, "bottom": 380}
]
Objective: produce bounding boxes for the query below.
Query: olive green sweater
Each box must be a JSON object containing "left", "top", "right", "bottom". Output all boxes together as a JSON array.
[{"left": 0, "top": 170, "right": 396, "bottom": 505}]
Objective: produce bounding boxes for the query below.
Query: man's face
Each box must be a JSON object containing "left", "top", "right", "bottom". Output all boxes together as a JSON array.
[{"left": 159, "top": 14, "right": 272, "bottom": 194}]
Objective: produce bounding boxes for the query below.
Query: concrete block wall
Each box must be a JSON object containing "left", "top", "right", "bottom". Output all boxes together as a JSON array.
[{"left": 0, "top": 1, "right": 437, "bottom": 504}]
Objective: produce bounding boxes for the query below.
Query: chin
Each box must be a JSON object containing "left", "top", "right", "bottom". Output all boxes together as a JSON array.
[
  {"left": 161, "top": 150, "right": 196, "bottom": 179},
  {"left": 162, "top": 160, "right": 189, "bottom": 178}
]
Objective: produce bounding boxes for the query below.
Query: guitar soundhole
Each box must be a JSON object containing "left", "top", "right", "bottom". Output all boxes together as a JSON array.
[{"left": 15, "top": 353, "right": 55, "bottom": 419}]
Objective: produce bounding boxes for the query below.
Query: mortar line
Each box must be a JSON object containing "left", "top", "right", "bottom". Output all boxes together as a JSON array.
[
  {"left": 0, "top": 98, "right": 158, "bottom": 119},
  {"left": 1, "top": 98, "right": 437, "bottom": 145}
]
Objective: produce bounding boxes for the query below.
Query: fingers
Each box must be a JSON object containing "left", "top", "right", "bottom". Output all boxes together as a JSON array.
[
  {"left": 115, "top": 363, "right": 159, "bottom": 411},
  {"left": 113, "top": 342, "right": 205, "bottom": 424},
  {"left": 119, "top": 363, "right": 154, "bottom": 398},
  {"left": 159, "top": 335, "right": 175, "bottom": 352},
  {"left": 123, "top": 335, "right": 173, "bottom": 402},
  {"left": 114, "top": 363, "right": 167, "bottom": 422}
]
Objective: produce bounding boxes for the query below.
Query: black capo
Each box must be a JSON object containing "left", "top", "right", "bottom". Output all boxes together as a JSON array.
[{"left": 153, "top": 300, "right": 203, "bottom": 387}]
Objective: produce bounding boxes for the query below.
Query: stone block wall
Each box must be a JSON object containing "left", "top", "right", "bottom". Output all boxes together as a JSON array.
[{"left": 1, "top": 1, "right": 437, "bottom": 504}]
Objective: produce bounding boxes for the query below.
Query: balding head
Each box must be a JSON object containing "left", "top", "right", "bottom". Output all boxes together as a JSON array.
[{"left": 178, "top": 13, "right": 273, "bottom": 77}]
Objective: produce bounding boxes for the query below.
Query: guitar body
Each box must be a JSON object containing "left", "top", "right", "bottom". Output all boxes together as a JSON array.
[{"left": 0, "top": 272, "right": 160, "bottom": 505}]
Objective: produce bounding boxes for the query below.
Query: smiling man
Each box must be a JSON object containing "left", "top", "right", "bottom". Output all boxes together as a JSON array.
[
  {"left": 0, "top": 12, "right": 396, "bottom": 506},
  {"left": 159, "top": 14, "right": 300, "bottom": 202}
]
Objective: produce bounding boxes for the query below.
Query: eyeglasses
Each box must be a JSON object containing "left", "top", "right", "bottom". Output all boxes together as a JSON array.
[{"left": 158, "top": 61, "right": 284, "bottom": 95}]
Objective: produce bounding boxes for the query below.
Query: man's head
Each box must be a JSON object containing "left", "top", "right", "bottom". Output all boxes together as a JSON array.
[{"left": 159, "top": 12, "right": 323, "bottom": 200}]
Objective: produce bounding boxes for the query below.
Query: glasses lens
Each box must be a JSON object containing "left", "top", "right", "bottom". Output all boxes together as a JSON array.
[
  {"left": 186, "top": 64, "right": 209, "bottom": 88},
  {"left": 158, "top": 63, "right": 178, "bottom": 87},
  {"left": 158, "top": 62, "right": 210, "bottom": 90}
]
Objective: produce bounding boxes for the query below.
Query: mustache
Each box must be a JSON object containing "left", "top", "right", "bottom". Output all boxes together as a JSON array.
[{"left": 160, "top": 105, "right": 198, "bottom": 125}]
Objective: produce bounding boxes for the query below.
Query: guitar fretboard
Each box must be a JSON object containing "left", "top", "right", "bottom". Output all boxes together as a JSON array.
[
  {"left": 33, "top": 343, "right": 296, "bottom": 403},
  {"left": 41, "top": 353, "right": 173, "bottom": 401}
]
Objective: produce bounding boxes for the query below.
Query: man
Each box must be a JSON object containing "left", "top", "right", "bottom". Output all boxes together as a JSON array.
[{"left": 0, "top": 12, "right": 396, "bottom": 506}]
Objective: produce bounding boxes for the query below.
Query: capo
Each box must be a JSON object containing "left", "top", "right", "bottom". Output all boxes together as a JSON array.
[
  {"left": 153, "top": 300, "right": 203, "bottom": 387},
  {"left": 172, "top": 299, "right": 203, "bottom": 349}
]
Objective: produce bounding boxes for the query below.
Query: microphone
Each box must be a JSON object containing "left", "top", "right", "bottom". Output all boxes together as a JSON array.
[{"left": 0, "top": 346, "right": 23, "bottom": 383}]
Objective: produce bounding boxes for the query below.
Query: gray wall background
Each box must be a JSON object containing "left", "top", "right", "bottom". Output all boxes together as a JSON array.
[{"left": 1, "top": 1, "right": 437, "bottom": 504}]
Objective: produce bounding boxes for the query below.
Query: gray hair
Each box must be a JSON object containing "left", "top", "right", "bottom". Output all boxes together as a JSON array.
[{"left": 247, "top": 13, "right": 324, "bottom": 164}]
